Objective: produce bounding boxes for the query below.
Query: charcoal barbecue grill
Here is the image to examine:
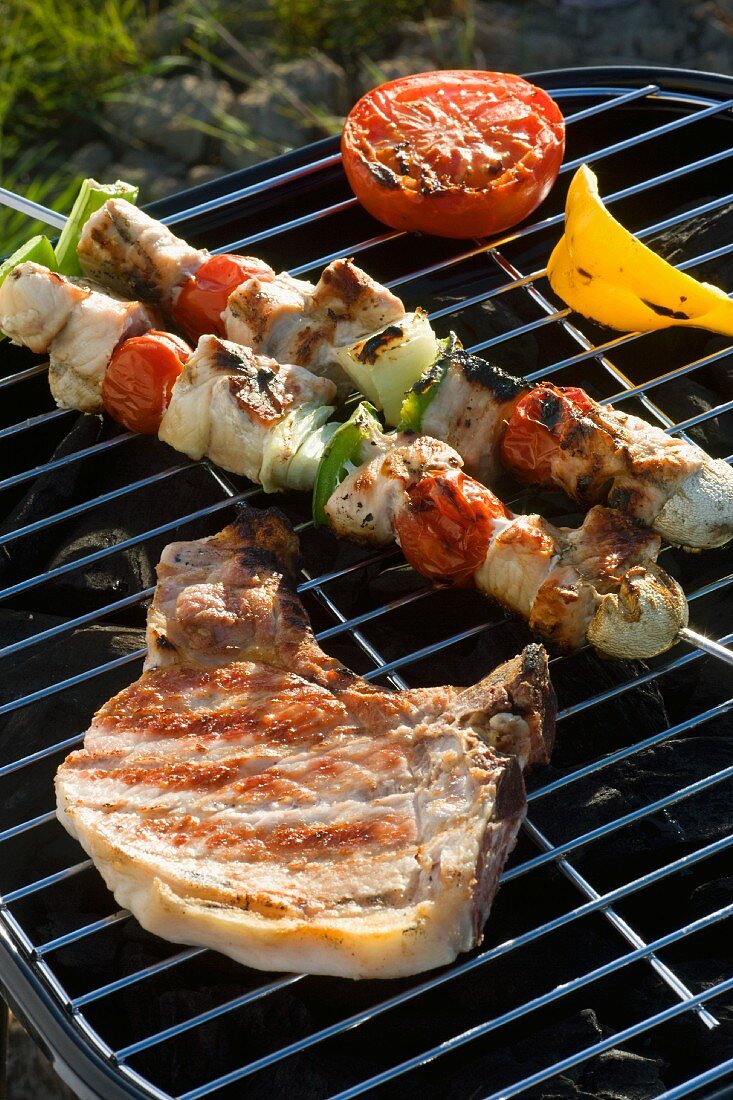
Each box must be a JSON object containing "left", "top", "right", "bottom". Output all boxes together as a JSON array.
[{"left": 0, "top": 66, "right": 732, "bottom": 1100}]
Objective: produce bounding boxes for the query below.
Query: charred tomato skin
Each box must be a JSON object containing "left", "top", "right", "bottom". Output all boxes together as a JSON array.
[
  {"left": 394, "top": 468, "right": 509, "bottom": 586},
  {"left": 103, "top": 330, "right": 192, "bottom": 435},
  {"left": 172, "top": 253, "right": 275, "bottom": 341},
  {"left": 342, "top": 71, "right": 565, "bottom": 239},
  {"left": 501, "top": 383, "right": 594, "bottom": 483}
]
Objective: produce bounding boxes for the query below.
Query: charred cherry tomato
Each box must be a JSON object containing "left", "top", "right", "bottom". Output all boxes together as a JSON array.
[
  {"left": 501, "top": 383, "right": 595, "bottom": 483},
  {"left": 172, "top": 253, "right": 275, "bottom": 341},
  {"left": 394, "top": 468, "right": 509, "bottom": 587},
  {"left": 342, "top": 71, "right": 565, "bottom": 239},
  {"left": 103, "top": 331, "right": 191, "bottom": 435}
]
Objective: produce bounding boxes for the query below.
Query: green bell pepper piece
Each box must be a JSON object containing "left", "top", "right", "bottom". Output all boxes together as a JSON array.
[
  {"left": 54, "top": 178, "right": 138, "bottom": 276},
  {"left": 398, "top": 333, "right": 458, "bottom": 432},
  {"left": 0, "top": 234, "right": 57, "bottom": 286},
  {"left": 312, "top": 401, "right": 381, "bottom": 527}
]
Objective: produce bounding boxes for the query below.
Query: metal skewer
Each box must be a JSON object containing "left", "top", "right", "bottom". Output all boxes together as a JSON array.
[
  {"left": 679, "top": 627, "right": 733, "bottom": 667},
  {"left": 0, "top": 187, "right": 65, "bottom": 230}
]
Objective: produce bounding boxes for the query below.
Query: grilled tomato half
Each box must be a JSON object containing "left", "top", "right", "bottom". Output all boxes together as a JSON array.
[{"left": 341, "top": 70, "right": 565, "bottom": 239}]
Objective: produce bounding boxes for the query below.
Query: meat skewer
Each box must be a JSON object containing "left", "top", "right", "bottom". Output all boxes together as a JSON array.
[
  {"left": 74, "top": 197, "right": 733, "bottom": 550},
  {"left": 0, "top": 261, "right": 157, "bottom": 412},
  {"left": 0, "top": 263, "right": 337, "bottom": 490},
  {"left": 398, "top": 341, "right": 733, "bottom": 551},
  {"left": 321, "top": 417, "right": 688, "bottom": 660},
  {"left": 0, "top": 256, "right": 693, "bottom": 659},
  {"left": 77, "top": 200, "right": 420, "bottom": 400},
  {"left": 56, "top": 508, "right": 556, "bottom": 979}
]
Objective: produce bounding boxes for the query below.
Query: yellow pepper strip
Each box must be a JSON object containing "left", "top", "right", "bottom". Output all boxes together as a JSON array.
[{"left": 547, "top": 164, "right": 733, "bottom": 336}]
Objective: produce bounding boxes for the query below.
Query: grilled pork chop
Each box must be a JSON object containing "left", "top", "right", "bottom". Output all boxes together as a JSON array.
[{"left": 56, "top": 509, "right": 555, "bottom": 979}]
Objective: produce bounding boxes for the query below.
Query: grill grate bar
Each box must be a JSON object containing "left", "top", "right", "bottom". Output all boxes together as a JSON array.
[
  {"left": 71, "top": 948, "right": 206, "bottom": 1009},
  {"left": 315, "top": 585, "right": 430, "bottom": 641},
  {"left": 559, "top": 95, "right": 733, "bottom": 174},
  {"left": 289, "top": 229, "right": 400, "bottom": 276},
  {"left": 559, "top": 629, "right": 733, "bottom": 721},
  {"left": 529, "top": 696, "right": 733, "bottom": 802},
  {"left": 0, "top": 431, "right": 133, "bottom": 494},
  {"left": 672, "top": 398, "right": 733, "bottom": 434},
  {"left": 0, "top": 406, "right": 71, "bottom": 442},
  {"left": 2, "top": 860, "right": 93, "bottom": 904},
  {"left": 480, "top": 973, "right": 733, "bottom": 1100},
  {"left": 503, "top": 764, "right": 733, "bottom": 884},
  {"left": 223, "top": 197, "right": 359, "bottom": 253},
  {"left": 304, "top": 565, "right": 409, "bottom": 690},
  {"left": 520, "top": 817, "right": 718, "bottom": 1027},
  {"left": 0, "top": 362, "right": 50, "bottom": 390},
  {"left": 0, "top": 586, "right": 155, "bottom": 660},
  {"left": 322, "top": 905, "right": 733, "bottom": 1100},
  {"left": 0, "top": 809, "right": 55, "bottom": 844},
  {"left": 653, "top": 1056, "right": 733, "bottom": 1100},
  {"left": 0, "top": 489, "right": 256, "bottom": 605},
  {"left": 217, "top": 85, "right": 657, "bottom": 260},
  {"left": 116, "top": 974, "right": 304, "bottom": 1062},
  {"left": 163, "top": 153, "right": 343, "bottom": 229},
  {"left": 596, "top": 341, "right": 733, "bottom": 407},
  {"left": 388, "top": 144, "right": 733, "bottom": 292},
  {"left": 35, "top": 910, "right": 130, "bottom": 957},
  {"left": 0, "top": 464, "right": 188, "bottom": 548},
  {"left": 0, "top": 650, "right": 144, "bottom": 723},
  {"left": 161, "top": 834, "right": 733, "bottom": 1096}
]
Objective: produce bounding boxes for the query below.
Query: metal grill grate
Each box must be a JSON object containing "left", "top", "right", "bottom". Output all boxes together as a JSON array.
[{"left": 0, "top": 68, "right": 732, "bottom": 1100}]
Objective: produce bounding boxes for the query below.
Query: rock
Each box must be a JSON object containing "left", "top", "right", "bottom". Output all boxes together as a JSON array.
[
  {"left": 7, "top": 1013, "right": 76, "bottom": 1100},
  {"left": 147, "top": 7, "right": 196, "bottom": 53},
  {"left": 521, "top": 30, "right": 580, "bottom": 70},
  {"left": 229, "top": 54, "right": 349, "bottom": 150},
  {"left": 187, "top": 163, "right": 227, "bottom": 187},
  {"left": 66, "top": 141, "right": 114, "bottom": 179},
  {"left": 357, "top": 55, "right": 434, "bottom": 97},
  {"left": 108, "top": 149, "right": 187, "bottom": 202},
  {"left": 579, "top": 1049, "right": 666, "bottom": 1099},
  {"left": 104, "top": 73, "right": 235, "bottom": 166},
  {"left": 219, "top": 140, "right": 270, "bottom": 174},
  {"left": 394, "top": 17, "right": 471, "bottom": 67}
]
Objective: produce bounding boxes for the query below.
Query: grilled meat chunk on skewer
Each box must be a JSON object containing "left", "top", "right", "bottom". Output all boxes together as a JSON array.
[
  {"left": 56, "top": 509, "right": 555, "bottom": 979},
  {"left": 325, "top": 433, "right": 688, "bottom": 659},
  {"left": 77, "top": 198, "right": 407, "bottom": 399},
  {"left": 500, "top": 382, "right": 733, "bottom": 550},
  {"left": 159, "top": 335, "right": 336, "bottom": 487},
  {"left": 0, "top": 262, "right": 157, "bottom": 412},
  {"left": 223, "top": 259, "right": 406, "bottom": 399},
  {"left": 78, "top": 198, "right": 206, "bottom": 302},
  {"left": 403, "top": 350, "right": 733, "bottom": 551},
  {"left": 0, "top": 262, "right": 88, "bottom": 352}
]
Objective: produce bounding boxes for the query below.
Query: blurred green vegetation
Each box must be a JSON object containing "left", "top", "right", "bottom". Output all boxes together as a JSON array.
[
  {"left": 270, "top": 0, "right": 453, "bottom": 61},
  {"left": 0, "top": 0, "right": 462, "bottom": 252}
]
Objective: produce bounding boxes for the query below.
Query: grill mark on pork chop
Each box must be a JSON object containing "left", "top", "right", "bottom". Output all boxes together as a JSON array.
[{"left": 128, "top": 810, "right": 413, "bottom": 859}]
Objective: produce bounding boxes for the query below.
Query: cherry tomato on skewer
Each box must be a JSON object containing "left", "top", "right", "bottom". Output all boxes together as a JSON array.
[
  {"left": 394, "top": 468, "right": 509, "bottom": 587},
  {"left": 500, "top": 383, "right": 595, "bottom": 484},
  {"left": 103, "top": 331, "right": 191, "bottom": 435},
  {"left": 172, "top": 254, "right": 275, "bottom": 342}
]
